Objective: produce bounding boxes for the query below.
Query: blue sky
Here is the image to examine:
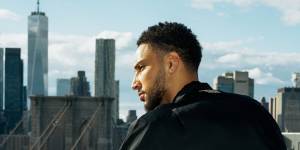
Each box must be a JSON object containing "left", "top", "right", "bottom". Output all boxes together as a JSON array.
[{"left": 1, "top": 0, "right": 300, "bottom": 119}]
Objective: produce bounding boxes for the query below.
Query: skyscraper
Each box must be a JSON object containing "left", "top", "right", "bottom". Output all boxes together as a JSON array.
[
  {"left": 70, "top": 71, "right": 91, "bottom": 96},
  {"left": 272, "top": 87, "right": 300, "bottom": 132},
  {"left": 213, "top": 72, "right": 234, "bottom": 93},
  {"left": 292, "top": 72, "right": 300, "bottom": 87},
  {"left": 95, "top": 39, "right": 115, "bottom": 97},
  {"left": 126, "top": 110, "right": 137, "bottom": 124},
  {"left": 5, "top": 48, "right": 24, "bottom": 132},
  {"left": 22, "top": 86, "right": 27, "bottom": 111},
  {"left": 213, "top": 71, "right": 254, "bottom": 98},
  {"left": 260, "top": 97, "right": 269, "bottom": 112},
  {"left": 28, "top": 0, "right": 48, "bottom": 96},
  {"left": 113, "top": 80, "right": 119, "bottom": 122},
  {"left": 57, "top": 79, "right": 71, "bottom": 96},
  {"left": 95, "top": 39, "right": 118, "bottom": 123},
  {"left": 0, "top": 48, "right": 3, "bottom": 111},
  {"left": 0, "top": 48, "right": 4, "bottom": 134},
  {"left": 233, "top": 71, "right": 254, "bottom": 98}
]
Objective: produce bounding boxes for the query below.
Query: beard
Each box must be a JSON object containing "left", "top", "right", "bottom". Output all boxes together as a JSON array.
[{"left": 144, "top": 69, "right": 166, "bottom": 112}]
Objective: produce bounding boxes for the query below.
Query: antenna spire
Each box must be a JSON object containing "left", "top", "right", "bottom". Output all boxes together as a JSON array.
[{"left": 37, "top": 0, "right": 40, "bottom": 13}]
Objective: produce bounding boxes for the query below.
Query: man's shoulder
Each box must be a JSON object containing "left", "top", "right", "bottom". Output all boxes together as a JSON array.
[
  {"left": 178, "top": 89, "right": 262, "bottom": 111},
  {"left": 172, "top": 90, "right": 270, "bottom": 123}
]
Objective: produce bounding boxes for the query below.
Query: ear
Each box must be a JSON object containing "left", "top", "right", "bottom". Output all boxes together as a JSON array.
[{"left": 164, "top": 52, "right": 180, "bottom": 74}]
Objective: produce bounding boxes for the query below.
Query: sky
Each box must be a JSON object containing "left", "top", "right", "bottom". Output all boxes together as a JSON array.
[{"left": 1, "top": 0, "right": 300, "bottom": 120}]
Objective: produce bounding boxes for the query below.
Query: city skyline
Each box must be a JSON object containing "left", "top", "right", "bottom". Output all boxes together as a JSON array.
[{"left": 1, "top": 0, "right": 300, "bottom": 119}]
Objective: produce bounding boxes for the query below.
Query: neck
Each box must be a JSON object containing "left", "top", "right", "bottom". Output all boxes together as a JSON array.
[{"left": 163, "top": 72, "right": 198, "bottom": 104}]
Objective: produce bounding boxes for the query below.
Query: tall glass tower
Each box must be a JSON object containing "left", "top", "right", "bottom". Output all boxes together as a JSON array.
[
  {"left": 5, "top": 48, "right": 24, "bottom": 132},
  {"left": 28, "top": 0, "right": 48, "bottom": 96},
  {"left": 0, "top": 48, "right": 3, "bottom": 111}
]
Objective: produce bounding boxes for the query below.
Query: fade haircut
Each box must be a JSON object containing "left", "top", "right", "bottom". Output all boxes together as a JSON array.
[{"left": 137, "top": 22, "right": 202, "bottom": 72}]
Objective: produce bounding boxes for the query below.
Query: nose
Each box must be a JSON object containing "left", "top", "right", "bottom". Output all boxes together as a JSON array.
[{"left": 131, "top": 76, "right": 141, "bottom": 90}]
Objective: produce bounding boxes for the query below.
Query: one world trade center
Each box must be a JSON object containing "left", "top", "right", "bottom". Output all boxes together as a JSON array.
[{"left": 28, "top": 0, "right": 48, "bottom": 96}]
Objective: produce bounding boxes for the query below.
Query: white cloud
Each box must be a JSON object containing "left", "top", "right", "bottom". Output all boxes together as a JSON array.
[
  {"left": 191, "top": 0, "right": 300, "bottom": 25},
  {"left": 202, "top": 37, "right": 300, "bottom": 68},
  {"left": 280, "top": 7, "right": 300, "bottom": 25},
  {"left": 203, "top": 40, "right": 245, "bottom": 52},
  {"left": 202, "top": 37, "right": 264, "bottom": 54},
  {"left": 0, "top": 9, "right": 20, "bottom": 21},
  {"left": 0, "top": 33, "right": 27, "bottom": 59},
  {"left": 191, "top": 0, "right": 257, "bottom": 10},
  {"left": 116, "top": 52, "right": 136, "bottom": 68},
  {"left": 216, "top": 53, "right": 242, "bottom": 64},
  {"left": 213, "top": 52, "right": 300, "bottom": 68},
  {"left": 191, "top": 0, "right": 217, "bottom": 10},
  {"left": 246, "top": 67, "right": 284, "bottom": 85},
  {"left": 262, "top": 0, "right": 300, "bottom": 25},
  {"left": 201, "top": 38, "right": 300, "bottom": 71}
]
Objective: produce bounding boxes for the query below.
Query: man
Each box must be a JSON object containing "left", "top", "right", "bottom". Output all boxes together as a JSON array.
[{"left": 120, "top": 22, "right": 286, "bottom": 150}]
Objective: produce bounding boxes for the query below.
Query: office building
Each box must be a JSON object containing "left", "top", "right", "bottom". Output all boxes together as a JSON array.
[
  {"left": 95, "top": 39, "right": 119, "bottom": 123},
  {"left": 113, "top": 80, "right": 119, "bottom": 122},
  {"left": 292, "top": 72, "right": 300, "bottom": 87},
  {"left": 95, "top": 39, "right": 115, "bottom": 97},
  {"left": 213, "top": 73, "right": 234, "bottom": 93},
  {"left": 269, "top": 97, "right": 275, "bottom": 117},
  {"left": 22, "top": 86, "right": 27, "bottom": 111},
  {"left": 213, "top": 71, "right": 254, "bottom": 98},
  {"left": 70, "top": 71, "right": 91, "bottom": 96},
  {"left": 0, "top": 111, "right": 6, "bottom": 134},
  {"left": 4, "top": 48, "right": 24, "bottom": 133},
  {"left": 126, "top": 110, "right": 137, "bottom": 124},
  {"left": 0, "top": 48, "right": 3, "bottom": 111},
  {"left": 113, "top": 120, "right": 129, "bottom": 150},
  {"left": 56, "top": 78, "right": 70, "bottom": 96},
  {"left": 272, "top": 87, "right": 300, "bottom": 132},
  {"left": 260, "top": 97, "right": 269, "bottom": 112},
  {"left": 28, "top": 0, "right": 48, "bottom": 96}
]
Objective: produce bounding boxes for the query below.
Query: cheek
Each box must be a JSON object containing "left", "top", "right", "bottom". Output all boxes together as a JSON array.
[{"left": 140, "top": 68, "right": 156, "bottom": 87}]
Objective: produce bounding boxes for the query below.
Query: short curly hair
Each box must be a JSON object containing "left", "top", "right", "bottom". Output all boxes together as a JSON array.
[{"left": 137, "top": 22, "right": 202, "bottom": 72}]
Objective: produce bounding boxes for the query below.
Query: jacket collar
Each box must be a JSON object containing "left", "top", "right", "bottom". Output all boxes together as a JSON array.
[{"left": 172, "top": 81, "right": 212, "bottom": 103}]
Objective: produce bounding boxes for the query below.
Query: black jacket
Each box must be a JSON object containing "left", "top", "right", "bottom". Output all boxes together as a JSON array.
[{"left": 120, "top": 81, "right": 286, "bottom": 150}]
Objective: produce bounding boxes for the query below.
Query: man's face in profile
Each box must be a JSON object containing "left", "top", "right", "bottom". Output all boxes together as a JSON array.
[{"left": 132, "top": 44, "right": 166, "bottom": 111}]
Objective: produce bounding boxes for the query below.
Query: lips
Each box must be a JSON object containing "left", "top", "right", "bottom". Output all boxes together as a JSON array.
[{"left": 138, "top": 92, "right": 145, "bottom": 102}]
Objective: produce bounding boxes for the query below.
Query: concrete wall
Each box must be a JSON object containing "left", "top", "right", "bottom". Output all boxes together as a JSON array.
[
  {"left": 283, "top": 133, "right": 300, "bottom": 150},
  {"left": 30, "top": 96, "right": 113, "bottom": 150}
]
